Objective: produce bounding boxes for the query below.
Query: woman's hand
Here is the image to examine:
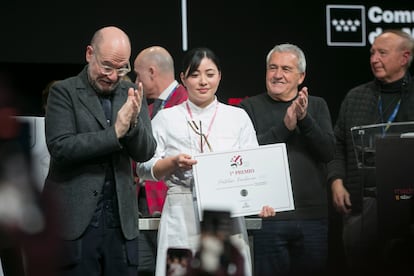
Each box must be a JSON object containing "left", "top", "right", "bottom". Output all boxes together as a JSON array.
[{"left": 259, "top": 205, "right": 276, "bottom": 218}]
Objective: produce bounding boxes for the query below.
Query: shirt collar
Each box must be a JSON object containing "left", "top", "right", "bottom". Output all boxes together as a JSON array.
[
  {"left": 187, "top": 96, "right": 218, "bottom": 115},
  {"left": 159, "top": 80, "right": 179, "bottom": 100}
]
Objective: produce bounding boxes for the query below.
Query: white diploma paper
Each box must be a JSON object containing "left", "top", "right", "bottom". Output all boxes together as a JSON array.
[{"left": 192, "top": 143, "right": 294, "bottom": 218}]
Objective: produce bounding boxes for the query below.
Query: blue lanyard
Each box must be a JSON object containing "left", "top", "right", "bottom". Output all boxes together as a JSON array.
[{"left": 378, "top": 95, "right": 401, "bottom": 133}]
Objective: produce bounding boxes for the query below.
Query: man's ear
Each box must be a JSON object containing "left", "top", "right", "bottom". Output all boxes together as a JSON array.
[{"left": 86, "top": 45, "right": 93, "bottom": 63}]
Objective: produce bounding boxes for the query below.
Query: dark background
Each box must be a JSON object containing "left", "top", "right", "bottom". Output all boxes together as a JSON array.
[{"left": 1, "top": 0, "right": 413, "bottom": 122}]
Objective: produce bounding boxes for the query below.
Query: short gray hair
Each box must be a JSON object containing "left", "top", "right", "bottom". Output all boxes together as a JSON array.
[{"left": 266, "top": 43, "right": 306, "bottom": 73}]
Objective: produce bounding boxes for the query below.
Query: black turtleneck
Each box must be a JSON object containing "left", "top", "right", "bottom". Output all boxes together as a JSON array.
[{"left": 378, "top": 77, "right": 405, "bottom": 123}]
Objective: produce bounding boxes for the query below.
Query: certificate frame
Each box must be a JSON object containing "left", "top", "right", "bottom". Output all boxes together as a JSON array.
[{"left": 192, "top": 143, "right": 294, "bottom": 218}]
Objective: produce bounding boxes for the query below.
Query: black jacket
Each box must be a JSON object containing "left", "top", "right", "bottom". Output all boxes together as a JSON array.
[
  {"left": 44, "top": 66, "right": 156, "bottom": 240},
  {"left": 240, "top": 93, "right": 335, "bottom": 220},
  {"left": 328, "top": 73, "right": 414, "bottom": 213}
]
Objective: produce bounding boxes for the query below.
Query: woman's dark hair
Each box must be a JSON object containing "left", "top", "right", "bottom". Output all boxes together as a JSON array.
[{"left": 181, "top": 47, "right": 221, "bottom": 78}]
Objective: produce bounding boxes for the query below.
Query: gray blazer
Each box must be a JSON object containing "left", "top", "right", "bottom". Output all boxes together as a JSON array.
[{"left": 43, "top": 66, "right": 156, "bottom": 240}]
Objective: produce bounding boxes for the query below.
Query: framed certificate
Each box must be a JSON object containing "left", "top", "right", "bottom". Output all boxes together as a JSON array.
[{"left": 192, "top": 143, "right": 294, "bottom": 219}]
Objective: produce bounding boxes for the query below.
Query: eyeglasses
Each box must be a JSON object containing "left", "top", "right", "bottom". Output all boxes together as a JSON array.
[
  {"left": 93, "top": 49, "right": 131, "bottom": 77},
  {"left": 188, "top": 120, "right": 212, "bottom": 153}
]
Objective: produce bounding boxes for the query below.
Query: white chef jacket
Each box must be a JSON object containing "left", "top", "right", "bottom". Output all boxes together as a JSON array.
[{"left": 138, "top": 98, "right": 258, "bottom": 276}]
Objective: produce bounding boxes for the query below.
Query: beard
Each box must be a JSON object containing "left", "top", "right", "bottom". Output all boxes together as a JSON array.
[
  {"left": 88, "top": 69, "right": 120, "bottom": 96},
  {"left": 91, "top": 78, "right": 120, "bottom": 96}
]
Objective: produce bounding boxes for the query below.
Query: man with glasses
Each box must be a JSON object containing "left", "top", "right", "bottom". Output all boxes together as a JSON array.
[
  {"left": 43, "top": 26, "right": 156, "bottom": 276},
  {"left": 328, "top": 29, "right": 414, "bottom": 274},
  {"left": 93, "top": 50, "right": 131, "bottom": 77}
]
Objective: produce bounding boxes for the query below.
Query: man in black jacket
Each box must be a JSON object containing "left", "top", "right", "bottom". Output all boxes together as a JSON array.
[
  {"left": 240, "top": 43, "right": 335, "bottom": 276},
  {"left": 43, "top": 26, "right": 156, "bottom": 276},
  {"left": 328, "top": 29, "right": 414, "bottom": 274}
]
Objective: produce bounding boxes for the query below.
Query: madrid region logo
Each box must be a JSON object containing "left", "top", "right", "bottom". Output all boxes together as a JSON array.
[{"left": 326, "top": 5, "right": 366, "bottom": 46}]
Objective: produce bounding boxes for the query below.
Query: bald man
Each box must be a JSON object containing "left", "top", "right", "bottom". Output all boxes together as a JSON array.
[
  {"left": 133, "top": 46, "right": 187, "bottom": 275},
  {"left": 134, "top": 46, "right": 188, "bottom": 118},
  {"left": 43, "top": 26, "right": 156, "bottom": 276}
]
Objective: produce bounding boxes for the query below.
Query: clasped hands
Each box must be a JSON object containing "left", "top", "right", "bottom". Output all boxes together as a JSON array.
[
  {"left": 284, "top": 87, "right": 308, "bottom": 131},
  {"left": 115, "top": 83, "right": 143, "bottom": 138}
]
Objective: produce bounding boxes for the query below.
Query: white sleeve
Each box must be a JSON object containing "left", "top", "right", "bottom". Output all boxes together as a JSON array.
[{"left": 239, "top": 109, "right": 259, "bottom": 148}]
